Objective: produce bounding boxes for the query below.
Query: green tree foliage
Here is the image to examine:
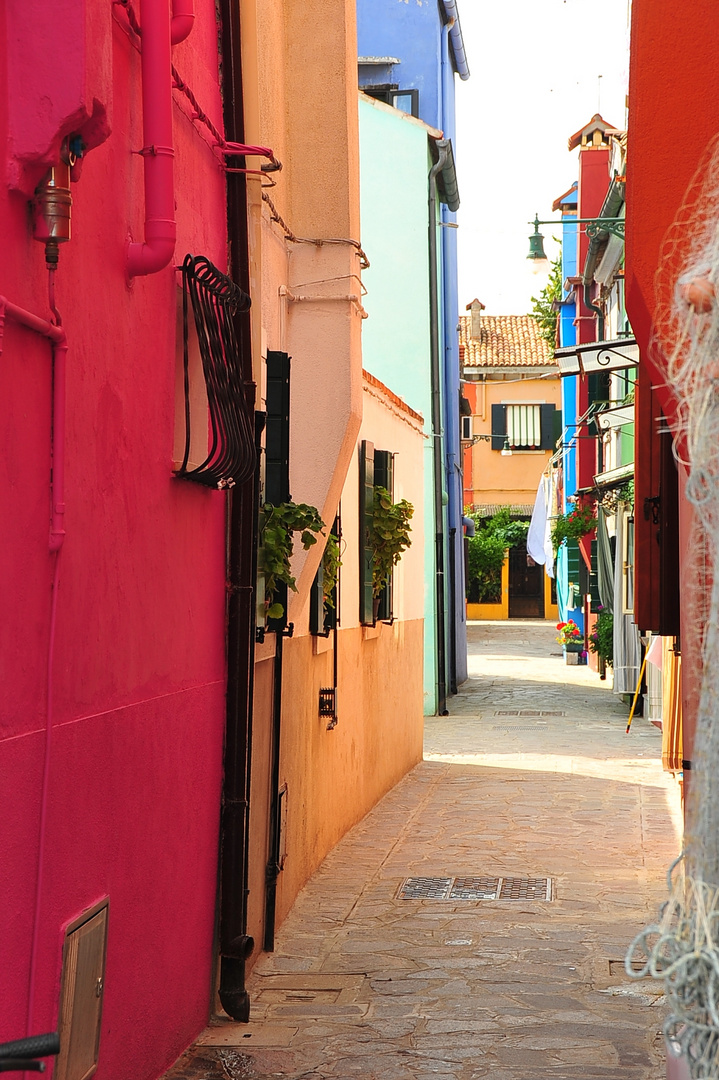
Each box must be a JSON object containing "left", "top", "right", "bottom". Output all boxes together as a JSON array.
[
  {"left": 466, "top": 509, "right": 530, "bottom": 603},
  {"left": 530, "top": 251, "right": 563, "bottom": 351},
  {"left": 589, "top": 609, "right": 614, "bottom": 666}
]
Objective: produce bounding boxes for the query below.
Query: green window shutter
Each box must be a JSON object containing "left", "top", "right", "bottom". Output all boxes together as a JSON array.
[
  {"left": 491, "top": 404, "right": 507, "bottom": 450},
  {"left": 589, "top": 538, "right": 602, "bottom": 613},
  {"left": 540, "top": 404, "right": 556, "bottom": 451},
  {"left": 359, "top": 440, "right": 375, "bottom": 625}
]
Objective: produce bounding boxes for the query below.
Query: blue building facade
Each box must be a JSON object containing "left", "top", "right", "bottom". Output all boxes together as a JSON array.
[
  {"left": 554, "top": 183, "right": 584, "bottom": 631},
  {"left": 357, "top": 0, "right": 469, "bottom": 706}
]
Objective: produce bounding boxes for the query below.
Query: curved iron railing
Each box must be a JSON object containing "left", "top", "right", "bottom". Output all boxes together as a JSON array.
[{"left": 177, "top": 254, "right": 255, "bottom": 489}]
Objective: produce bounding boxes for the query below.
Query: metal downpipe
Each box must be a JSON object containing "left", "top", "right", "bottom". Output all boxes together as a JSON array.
[{"left": 429, "top": 143, "right": 449, "bottom": 717}]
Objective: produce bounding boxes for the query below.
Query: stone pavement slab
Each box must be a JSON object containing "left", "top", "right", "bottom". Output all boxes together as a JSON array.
[{"left": 172, "top": 620, "right": 682, "bottom": 1080}]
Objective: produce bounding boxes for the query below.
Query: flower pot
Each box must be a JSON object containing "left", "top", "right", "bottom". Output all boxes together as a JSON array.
[{"left": 564, "top": 642, "right": 583, "bottom": 665}]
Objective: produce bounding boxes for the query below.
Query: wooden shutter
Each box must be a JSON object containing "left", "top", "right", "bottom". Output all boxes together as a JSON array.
[
  {"left": 491, "top": 404, "right": 506, "bottom": 451},
  {"left": 540, "top": 404, "right": 557, "bottom": 450},
  {"left": 359, "top": 441, "right": 375, "bottom": 625},
  {"left": 55, "top": 900, "right": 109, "bottom": 1080}
]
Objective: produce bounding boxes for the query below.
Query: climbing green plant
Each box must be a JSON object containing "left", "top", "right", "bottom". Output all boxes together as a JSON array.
[
  {"left": 371, "top": 487, "right": 414, "bottom": 597},
  {"left": 321, "top": 531, "right": 342, "bottom": 610},
  {"left": 530, "top": 250, "right": 563, "bottom": 351},
  {"left": 258, "top": 501, "right": 325, "bottom": 619}
]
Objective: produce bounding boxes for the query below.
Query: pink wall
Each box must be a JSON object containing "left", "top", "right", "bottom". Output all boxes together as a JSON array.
[{"left": 1, "top": 3, "right": 231, "bottom": 1076}]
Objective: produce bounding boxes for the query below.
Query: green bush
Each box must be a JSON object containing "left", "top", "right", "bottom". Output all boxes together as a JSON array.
[{"left": 466, "top": 509, "right": 529, "bottom": 604}]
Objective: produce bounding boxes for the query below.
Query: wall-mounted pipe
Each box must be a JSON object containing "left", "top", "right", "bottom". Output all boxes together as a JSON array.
[
  {"left": 171, "top": 0, "right": 194, "bottom": 44},
  {"left": 0, "top": 285, "right": 68, "bottom": 1041},
  {"left": 0, "top": 296, "right": 67, "bottom": 550},
  {"left": 127, "top": 0, "right": 176, "bottom": 277}
]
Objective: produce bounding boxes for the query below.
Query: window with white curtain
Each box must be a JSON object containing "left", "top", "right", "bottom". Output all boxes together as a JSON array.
[{"left": 506, "top": 404, "right": 541, "bottom": 449}]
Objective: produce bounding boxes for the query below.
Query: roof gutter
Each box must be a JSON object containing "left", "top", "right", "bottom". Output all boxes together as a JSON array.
[
  {"left": 441, "top": 1, "right": 470, "bottom": 80},
  {"left": 430, "top": 137, "right": 460, "bottom": 212}
]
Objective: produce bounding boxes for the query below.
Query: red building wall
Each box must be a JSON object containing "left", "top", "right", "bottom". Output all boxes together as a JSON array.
[
  {"left": 1, "top": 3, "right": 231, "bottom": 1077},
  {"left": 625, "top": 0, "right": 719, "bottom": 786}
]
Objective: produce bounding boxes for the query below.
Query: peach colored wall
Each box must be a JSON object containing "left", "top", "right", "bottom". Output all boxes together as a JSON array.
[
  {"left": 246, "top": 376, "right": 425, "bottom": 953},
  {"left": 466, "top": 375, "right": 561, "bottom": 508}
]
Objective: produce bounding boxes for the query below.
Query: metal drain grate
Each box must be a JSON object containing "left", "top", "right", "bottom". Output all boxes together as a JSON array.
[
  {"left": 491, "top": 725, "right": 548, "bottom": 731},
  {"left": 494, "top": 710, "right": 565, "bottom": 717},
  {"left": 397, "top": 876, "right": 552, "bottom": 901},
  {"left": 398, "top": 876, "right": 453, "bottom": 899}
]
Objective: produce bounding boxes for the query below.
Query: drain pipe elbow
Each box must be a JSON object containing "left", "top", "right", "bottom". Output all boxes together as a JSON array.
[
  {"left": 127, "top": 0, "right": 176, "bottom": 278},
  {"left": 171, "top": 0, "right": 194, "bottom": 44}
]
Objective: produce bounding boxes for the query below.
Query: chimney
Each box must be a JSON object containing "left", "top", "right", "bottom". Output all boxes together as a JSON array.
[{"left": 466, "top": 298, "right": 485, "bottom": 340}]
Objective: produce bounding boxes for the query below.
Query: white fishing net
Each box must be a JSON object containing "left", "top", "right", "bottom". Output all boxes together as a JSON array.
[{"left": 625, "top": 133, "right": 719, "bottom": 1078}]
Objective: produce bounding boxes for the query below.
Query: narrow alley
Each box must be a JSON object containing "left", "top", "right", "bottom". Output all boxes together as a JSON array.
[{"left": 179, "top": 621, "right": 682, "bottom": 1080}]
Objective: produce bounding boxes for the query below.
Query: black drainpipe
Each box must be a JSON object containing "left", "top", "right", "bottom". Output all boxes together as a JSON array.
[
  {"left": 583, "top": 284, "right": 604, "bottom": 341},
  {"left": 263, "top": 629, "right": 284, "bottom": 951},
  {"left": 429, "top": 142, "right": 449, "bottom": 717},
  {"left": 217, "top": 0, "right": 257, "bottom": 1022}
]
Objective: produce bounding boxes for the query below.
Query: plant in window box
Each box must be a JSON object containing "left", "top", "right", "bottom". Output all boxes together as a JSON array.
[
  {"left": 258, "top": 501, "right": 325, "bottom": 619},
  {"left": 371, "top": 486, "right": 414, "bottom": 601},
  {"left": 556, "top": 620, "right": 583, "bottom": 649},
  {"left": 551, "top": 503, "right": 597, "bottom": 551}
]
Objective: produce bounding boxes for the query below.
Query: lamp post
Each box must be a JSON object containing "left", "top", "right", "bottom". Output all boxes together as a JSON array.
[{"left": 527, "top": 213, "right": 625, "bottom": 264}]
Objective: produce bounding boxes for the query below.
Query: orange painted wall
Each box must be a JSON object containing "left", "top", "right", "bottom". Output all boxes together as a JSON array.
[{"left": 465, "top": 375, "right": 561, "bottom": 509}]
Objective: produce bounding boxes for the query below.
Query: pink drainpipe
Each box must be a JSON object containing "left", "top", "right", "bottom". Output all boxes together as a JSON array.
[
  {"left": 0, "top": 290, "right": 67, "bottom": 1038},
  {"left": 127, "top": 0, "right": 192, "bottom": 276},
  {"left": 171, "top": 0, "right": 194, "bottom": 44}
]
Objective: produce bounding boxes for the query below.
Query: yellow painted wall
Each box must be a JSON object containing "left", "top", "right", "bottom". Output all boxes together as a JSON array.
[{"left": 467, "top": 554, "right": 509, "bottom": 619}]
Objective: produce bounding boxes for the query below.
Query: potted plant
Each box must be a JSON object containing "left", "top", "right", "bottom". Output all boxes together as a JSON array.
[
  {"left": 556, "top": 619, "right": 584, "bottom": 664},
  {"left": 588, "top": 608, "right": 613, "bottom": 674},
  {"left": 551, "top": 503, "right": 597, "bottom": 551},
  {"left": 371, "top": 486, "right": 414, "bottom": 614}
]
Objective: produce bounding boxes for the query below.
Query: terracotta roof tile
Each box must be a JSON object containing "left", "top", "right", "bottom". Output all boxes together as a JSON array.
[{"left": 458, "top": 314, "right": 555, "bottom": 368}]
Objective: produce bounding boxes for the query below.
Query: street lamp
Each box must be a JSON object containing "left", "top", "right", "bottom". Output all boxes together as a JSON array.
[{"left": 527, "top": 212, "right": 626, "bottom": 264}]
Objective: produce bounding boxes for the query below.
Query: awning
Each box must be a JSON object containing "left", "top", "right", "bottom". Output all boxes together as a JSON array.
[
  {"left": 596, "top": 405, "right": 634, "bottom": 431},
  {"left": 593, "top": 461, "right": 634, "bottom": 489},
  {"left": 554, "top": 337, "right": 638, "bottom": 376}
]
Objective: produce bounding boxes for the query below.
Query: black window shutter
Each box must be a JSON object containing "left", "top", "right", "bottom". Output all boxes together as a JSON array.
[
  {"left": 359, "top": 441, "right": 375, "bottom": 625},
  {"left": 374, "top": 451, "right": 393, "bottom": 621},
  {"left": 265, "top": 351, "right": 291, "bottom": 506},
  {"left": 309, "top": 563, "right": 325, "bottom": 636},
  {"left": 491, "top": 404, "right": 506, "bottom": 450},
  {"left": 265, "top": 351, "right": 291, "bottom": 632},
  {"left": 540, "top": 404, "right": 556, "bottom": 451}
]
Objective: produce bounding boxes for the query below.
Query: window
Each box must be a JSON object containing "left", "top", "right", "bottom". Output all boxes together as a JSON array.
[
  {"left": 461, "top": 415, "right": 473, "bottom": 441},
  {"left": 358, "top": 441, "right": 395, "bottom": 625},
  {"left": 623, "top": 514, "right": 635, "bottom": 614},
  {"left": 507, "top": 405, "right": 541, "bottom": 449},
  {"left": 362, "top": 85, "right": 420, "bottom": 118},
  {"left": 491, "top": 403, "right": 557, "bottom": 451}
]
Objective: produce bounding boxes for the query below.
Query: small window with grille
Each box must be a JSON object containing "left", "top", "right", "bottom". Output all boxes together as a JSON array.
[{"left": 461, "top": 415, "right": 473, "bottom": 441}]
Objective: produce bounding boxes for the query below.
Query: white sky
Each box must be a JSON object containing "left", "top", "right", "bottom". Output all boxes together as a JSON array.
[{"left": 455, "top": 0, "right": 630, "bottom": 316}]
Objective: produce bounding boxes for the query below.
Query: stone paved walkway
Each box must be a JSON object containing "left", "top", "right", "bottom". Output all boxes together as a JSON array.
[{"left": 181, "top": 621, "right": 683, "bottom": 1080}]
